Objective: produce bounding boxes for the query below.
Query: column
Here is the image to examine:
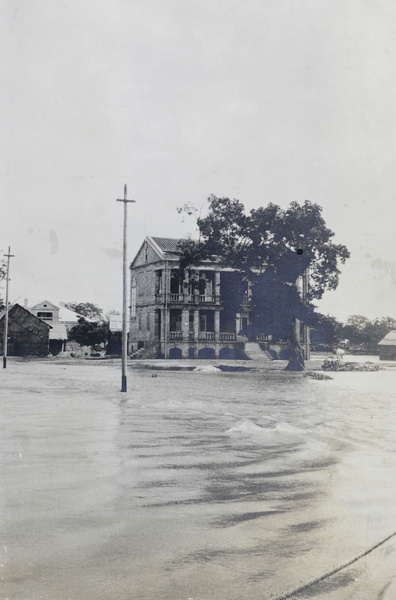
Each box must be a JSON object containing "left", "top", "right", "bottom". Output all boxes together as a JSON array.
[
  {"left": 214, "top": 310, "right": 220, "bottom": 341},
  {"left": 194, "top": 309, "right": 200, "bottom": 340},
  {"left": 214, "top": 270, "right": 221, "bottom": 302},
  {"left": 294, "top": 318, "right": 301, "bottom": 343},
  {"left": 181, "top": 308, "right": 190, "bottom": 341}
]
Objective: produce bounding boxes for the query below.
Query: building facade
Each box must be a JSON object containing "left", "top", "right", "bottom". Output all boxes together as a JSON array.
[
  {"left": 378, "top": 330, "right": 396, "bottom": 360},
  {"left": 129, "top": 236, "right": 310, "bottom": 360},
  {"left": 28, "top": 300, "right": 83, "bottom": 355},
  {"left": 0, "top": 304, "right": 51, "bottom": 356}
]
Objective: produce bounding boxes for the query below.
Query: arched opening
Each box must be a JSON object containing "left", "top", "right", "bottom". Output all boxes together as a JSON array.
[
  {"left": 169, "top": 347, "right": 182, "bottom": 359},
  {"left": 219, "top": 347, "right": 235, "bottom": 359}
]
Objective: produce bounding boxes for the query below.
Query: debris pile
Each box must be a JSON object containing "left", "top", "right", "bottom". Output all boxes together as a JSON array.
[
  {"left": 322, "top": 359, "right": 383, "bottom": 372},
  {"left": 303, "top": 370, "right": 333, "bottom": 380}
]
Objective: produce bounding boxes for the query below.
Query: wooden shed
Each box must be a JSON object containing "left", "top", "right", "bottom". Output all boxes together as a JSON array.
[
  {"left": 378, "top": 330, "right": 396, "bottom": 361},
  {"left": 0, "top": 303, "right": 51, "bottom": 357}
]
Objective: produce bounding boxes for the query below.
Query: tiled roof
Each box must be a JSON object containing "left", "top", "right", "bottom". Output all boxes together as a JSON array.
[
  {"left": 378, "top": 330, "right": 396, "bottom": 345},
  {"left": 151, "top": 237, "right": 182, "bottom": 253}
]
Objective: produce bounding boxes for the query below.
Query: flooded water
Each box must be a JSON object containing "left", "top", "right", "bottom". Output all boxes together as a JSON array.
[{"left": 1, "top": 359, "right": 396, "bottom": 599}]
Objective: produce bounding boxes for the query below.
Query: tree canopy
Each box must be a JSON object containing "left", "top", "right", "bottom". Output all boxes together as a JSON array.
[
  {"left": 68, "top": 317, "right": 110, "bottom": 349},
  {"left": 64, "top": 302, "right": 104, "bottom": 321},
  {"left": 178, "top": 196, "right": 350, "bottom": 369}
]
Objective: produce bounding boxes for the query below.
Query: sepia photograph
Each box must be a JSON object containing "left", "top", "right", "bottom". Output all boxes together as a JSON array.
[{"left": 1, "top": 1, "right": 396, "bottom": 599}]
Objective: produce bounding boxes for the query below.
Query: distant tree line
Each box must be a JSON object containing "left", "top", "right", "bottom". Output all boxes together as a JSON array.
[{"left": 311, "top": 314, "right": 396, "bottom": 353}]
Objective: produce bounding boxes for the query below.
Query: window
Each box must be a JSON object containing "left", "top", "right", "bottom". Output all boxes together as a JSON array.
[
  {"left": 37, "top": 312, "right": 53, "bottom": 321},
  {"left": 131, "top": 278, "right": 137, "bottom": 318},
  {"left": 170, "top": 310, "right": 182, "bottom": 332},
  {"left": 170, "top": 270, "right": 180, "bottom": 294}
]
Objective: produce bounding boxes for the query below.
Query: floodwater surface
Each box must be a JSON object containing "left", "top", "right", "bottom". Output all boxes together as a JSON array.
[{"left": 1, "top": 359, "right": 396, "bottom": 599}]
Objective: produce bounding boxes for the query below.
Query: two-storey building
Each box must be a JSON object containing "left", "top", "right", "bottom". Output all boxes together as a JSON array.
[
  {"left": 129, "top": 237, "right": 259, "bottom": 359},
  {"left": 129, "top": 236, "right": 310, "bottom": 360}
]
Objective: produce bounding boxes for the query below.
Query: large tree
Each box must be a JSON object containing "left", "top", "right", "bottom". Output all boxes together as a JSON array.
[
  {"left": 178, "top": 195, "right": 350, "bottom": 370},
  {"left": 64, "top": 301, "right": 104, "bottom": 322},
  {"left": 68, "top": 317, "right": 110, "bottom": 350}
]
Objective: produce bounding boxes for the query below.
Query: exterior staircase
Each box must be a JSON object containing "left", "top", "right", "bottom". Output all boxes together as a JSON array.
[{"left": 243, "top": 342, "right": 273, "bottom": 361}]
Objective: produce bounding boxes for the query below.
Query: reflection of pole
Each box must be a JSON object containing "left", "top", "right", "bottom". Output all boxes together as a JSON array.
[
  {"left": 3, "top": 247, "right": 14, "bottom": 369},
  {"left": 117, "top": 185, "right": 135, "bottom": 392}
]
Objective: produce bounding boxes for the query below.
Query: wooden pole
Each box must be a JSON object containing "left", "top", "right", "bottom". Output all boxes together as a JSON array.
[
  {"left": 3, "top": 247, "right": 14, "bottom": 369},
  {"left": 117, "top": 185, "right": 135, "bottom": 392}
]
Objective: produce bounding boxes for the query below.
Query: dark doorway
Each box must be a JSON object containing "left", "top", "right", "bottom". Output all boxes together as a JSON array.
[{"left": 198, "top": 347, "right": 215, "bottom": 359}]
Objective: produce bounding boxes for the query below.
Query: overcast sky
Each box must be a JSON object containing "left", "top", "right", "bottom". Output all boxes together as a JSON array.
[{"left": 1, "top": 0, "right": 395, "bottom": 321}]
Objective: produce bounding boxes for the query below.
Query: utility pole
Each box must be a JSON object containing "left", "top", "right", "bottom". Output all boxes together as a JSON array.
[
  {"left": 117, "top": 185, "right": 135, "bottom": 392},
  {"left": 3, "top": 247, "right": 14, "bottom": 369}
]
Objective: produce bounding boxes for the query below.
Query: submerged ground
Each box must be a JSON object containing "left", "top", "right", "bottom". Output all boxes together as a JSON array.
[{"left": 1, "top": 357, "right": 396, "bottom": 600}]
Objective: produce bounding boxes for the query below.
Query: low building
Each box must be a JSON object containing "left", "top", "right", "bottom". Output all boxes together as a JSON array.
[
  {"left": 378, "top": 330, "right": 396, "bottom": 360},
  {"left": 0, "top": 304, "right": 51, "bottom": 356},
  {"left": 129, "top": 236, "right": 310, "bottom": 360},
  {"left": 28, "top": 300, "right": 83, "bottom": 355}
]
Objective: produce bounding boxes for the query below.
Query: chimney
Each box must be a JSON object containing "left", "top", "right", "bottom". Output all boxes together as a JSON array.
[{"left": 24, "top": 298, "right": 28, "bottom": 308}]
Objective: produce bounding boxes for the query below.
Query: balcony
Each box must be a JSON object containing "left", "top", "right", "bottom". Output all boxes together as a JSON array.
[
  {"left": 198, "top": 332, "right": 215, "bottom": 341},
  {"left": 170, "top": 294, "right": 184, "bottom": 302},
  {"left": 167, "top": 331, "right": 238, "bottom": 343},
  {"left": 156, "top": 293, "right": 219, "bottom": 305},
  {"left": 169, "top": 332, "right": 182, "bottom": 341},
  {"left": 219, "top": 333, "right": 236, "bottom": 341}
]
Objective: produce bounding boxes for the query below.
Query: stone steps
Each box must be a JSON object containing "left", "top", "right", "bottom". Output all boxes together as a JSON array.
[{"left": 244, "top": 342, "right": 273, "bottom": 361}]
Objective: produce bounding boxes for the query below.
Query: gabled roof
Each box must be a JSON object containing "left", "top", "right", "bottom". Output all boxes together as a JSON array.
[
  {"left": 30, "top": 299, "right": 59, "bottom": 311},
  {"left": 0, "top": 304, "right": 52, "bottom": 329},
  {"left": 151, "top": 237, "right": 182, "bottom": 254},
  {"left": 378, "top": 330, "right": 396, "bottom": 346},
  {"left": 28, "top": 300, "right": 83, "bottom": 322}
]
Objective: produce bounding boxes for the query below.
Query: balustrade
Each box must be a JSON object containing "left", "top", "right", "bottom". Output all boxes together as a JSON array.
[
  {"left": 219, "top": 332, "right": 236, "bottom": 341},
  {"left": 169, "top": 332, "right": 182, "bottom": 340},
  {"left": 198, "top": 332, "right": 215, "bottom": 340}
]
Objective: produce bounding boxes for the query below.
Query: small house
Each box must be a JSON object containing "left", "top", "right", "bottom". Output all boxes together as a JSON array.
[
  {"left": 28, "top": 300, "right": 82, "bottom": 355},
  {"left": 0, "top": 304, "right": 51, "bottom": 356},
  {"left": 378, "top": 330, "right": 396, "bottom": 360}
]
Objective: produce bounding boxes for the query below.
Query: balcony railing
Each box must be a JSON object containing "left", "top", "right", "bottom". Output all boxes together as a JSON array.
[
  {"left": 156, "top": 293, "right": 219, "bottom": 304},
  {"left": 201, "top": 295, "right": 215, "bottom": 303},
  {"left": 167, "top": 331, "right": 237, "bottom": 342},
  {"left": 219, "top": 333, "right": 236, "bottom": 341},
  {"left": 198, "top": 332, "right": 215, "bottom": 340},
  {"left": 169, "top": 332, "right": 182, "bottom": 340}
]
